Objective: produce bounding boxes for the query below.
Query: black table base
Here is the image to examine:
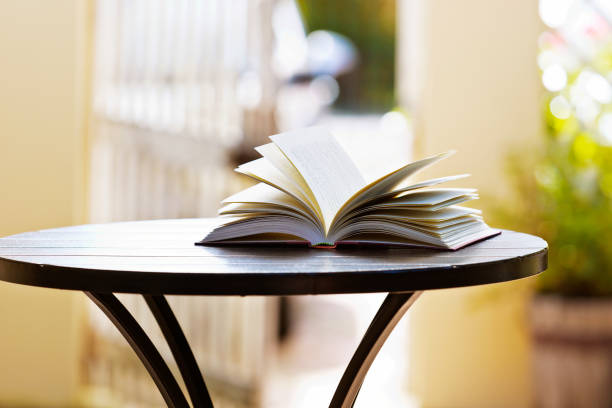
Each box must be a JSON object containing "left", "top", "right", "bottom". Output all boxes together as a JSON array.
[
  {"left": 86, "top": 291, "right": 421, "bottom": 408},
  {"left": 0, "top": 221, "right": 547, "bottom": 407}
]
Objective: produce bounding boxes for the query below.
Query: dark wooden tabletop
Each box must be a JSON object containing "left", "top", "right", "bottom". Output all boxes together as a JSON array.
[{"left": 0, "top": 219, "right": 547, "bottom": 295}]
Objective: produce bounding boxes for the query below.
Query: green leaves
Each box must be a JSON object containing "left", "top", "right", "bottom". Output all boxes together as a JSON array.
[{"left": 517, "top": 86, "right": 612, "bottom": 296}]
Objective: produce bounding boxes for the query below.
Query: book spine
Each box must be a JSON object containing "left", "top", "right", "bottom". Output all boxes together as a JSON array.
[{"left": 310, "top": 243, "right": 337, "bottom": 249}]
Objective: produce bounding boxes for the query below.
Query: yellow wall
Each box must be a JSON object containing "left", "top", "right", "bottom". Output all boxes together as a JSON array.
[
  {"left": 398, "top": 0, "right": 542, "bottom": 407},
  {"left": 401, "top": 0, "right": 541, "bottom": 203},
  {"left": 0, "top": 0, "right": 90, "bottom": 405}
]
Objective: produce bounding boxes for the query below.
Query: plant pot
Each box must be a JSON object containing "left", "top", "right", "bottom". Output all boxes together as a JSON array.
[{"left": 531, "top": 294, "right": 612, "bottom": 408}]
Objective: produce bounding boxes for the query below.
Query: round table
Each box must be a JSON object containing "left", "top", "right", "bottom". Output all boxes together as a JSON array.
[{"left": 0, "top": 219, "right": 547, "bottom": 408}]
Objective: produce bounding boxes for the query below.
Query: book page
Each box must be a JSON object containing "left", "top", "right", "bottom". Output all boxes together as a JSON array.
[
  {"left": 331, "top": 151, "right": 454, "bottom": 226},
  {"left": 270, "top": 126, "right": 365, "bottom": 232},
  {"left": 351, "top": 174, "right": 470, "bottom": 208},
  {"left": 390, "top": 188, "right": 477, "bottom": 206},
  {"left": 201, "top": 214, "right": 325, "bottom": 245},
  {"left": 236, "top": 158, "right": 316, "bottom": 211},
  {"left": 254, "top": 143, "right": 320, "bottom": 219},
  {"left": 223, "top": 183, "right": 304, "bottom": 209},
  {"left": 255, "top": 143, "right": 312, "bottom": 197},
  {"left": 221, "top": 183, "right": 319, "bottom": 224},
  {"left": 218, "top": 202, "right": 319, "bottom": 225}
]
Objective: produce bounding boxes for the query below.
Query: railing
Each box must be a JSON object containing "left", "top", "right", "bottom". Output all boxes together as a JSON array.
[{"left": 85, "top": 1, "right": 280, "bottom": 406}]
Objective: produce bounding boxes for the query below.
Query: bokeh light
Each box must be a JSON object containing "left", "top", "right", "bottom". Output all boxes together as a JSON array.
[
  {"left": 380, "top": 111, "right": 408, "bottom": 136},
  {"left": 542, "top": 64, "right": 567, "bottom": 91},
  {"left": 549, "top": 95, "right": 572, "bottom": 119},
  {"left": 539, "top": 0, "right": 575, "bottom": 28},
  {"left": 597, "top": 112, "right": 612, "bottom": 145}
]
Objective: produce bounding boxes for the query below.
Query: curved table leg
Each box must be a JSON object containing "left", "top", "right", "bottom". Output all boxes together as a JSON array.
[
  {"left": 144, "top": 294, "right": 214, "bottom": 408},
  {"left": 85, "top": 292, "right": 191, "bottom": 408},
  {"left": 329, "top": 291, "right": 422, "bottom": 408}
]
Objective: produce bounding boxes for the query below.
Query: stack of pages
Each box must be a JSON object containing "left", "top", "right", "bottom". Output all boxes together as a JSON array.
[{"left": 198, "top": 127, "right": 499, "bottom": 249}]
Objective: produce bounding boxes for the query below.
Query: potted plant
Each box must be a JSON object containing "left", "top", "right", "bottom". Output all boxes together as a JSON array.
[{"left": 505, "top": 71, "right": 612, "bottom": 407}]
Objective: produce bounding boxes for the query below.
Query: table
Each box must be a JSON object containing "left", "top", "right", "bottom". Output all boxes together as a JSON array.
[{"left": 0, "top": 219, "right": 547, "bottom": 408}]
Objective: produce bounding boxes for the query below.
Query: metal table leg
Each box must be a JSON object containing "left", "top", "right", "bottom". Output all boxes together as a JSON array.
[
  {"left": 329, "top": 291, "right": 422, "bottom": 408},
  {"left": 144, "top": 294, "right": 214, "bottom": 407},
  {"left": 86, "top": 292, "right": 214, "bottom": 408},
  {"left": 88, "top": 290, "right": 420, "bottom": 408}
]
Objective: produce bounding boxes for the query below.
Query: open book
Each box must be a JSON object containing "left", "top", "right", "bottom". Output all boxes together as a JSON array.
[{"left": 198, "top": 127, "right": 499, "bottom": 249}]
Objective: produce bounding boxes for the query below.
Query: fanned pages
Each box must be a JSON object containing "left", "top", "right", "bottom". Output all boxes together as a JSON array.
[{"left": 198, "top": 127, "right": 500, "bottom": 250}]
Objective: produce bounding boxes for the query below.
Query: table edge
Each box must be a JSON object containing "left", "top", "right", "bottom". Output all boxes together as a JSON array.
[{"left": 0, "top": 246, "right": 548, "bottom": 295}]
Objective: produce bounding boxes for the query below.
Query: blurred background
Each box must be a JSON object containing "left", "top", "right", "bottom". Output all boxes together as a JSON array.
[{"left": 0, "top": 0, "right": 611, "bottom": 407}]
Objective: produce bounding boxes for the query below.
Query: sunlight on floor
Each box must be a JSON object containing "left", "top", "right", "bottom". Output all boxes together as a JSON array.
[{"left": 263, "top": 293, "right": 420, "bottom": 407}]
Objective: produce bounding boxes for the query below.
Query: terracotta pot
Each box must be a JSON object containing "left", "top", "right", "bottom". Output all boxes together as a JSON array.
[{"left": 531, "top": 295, "right": 612, "bottom": 408}]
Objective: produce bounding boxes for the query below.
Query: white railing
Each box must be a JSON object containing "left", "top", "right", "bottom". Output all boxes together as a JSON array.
[{"left": 85, "top": 1, "right": 280, "bottom": 406}]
